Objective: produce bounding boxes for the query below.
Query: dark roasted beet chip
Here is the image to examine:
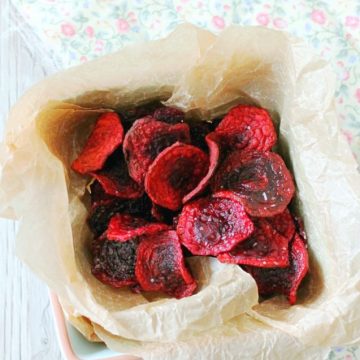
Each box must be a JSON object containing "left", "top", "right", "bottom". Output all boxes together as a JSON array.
[
  {"left": 121, "top": 195, "right": 153, "bottom": 220},
  {"left": 90, "top": 149, "right": 143, "bottom": 199},
  {"left": 123, "top": 102, "right": 163, "bottom": 120},
  {"left": 151, "top": 203, "right": 178, "bottom": 225},
  {"left": 123, "top": 117, "right": 191, "bottom": 184},
  {"left": 90, "top": 181, "right": 116, "bottom": 207},
  {"left": 243, "top": 233, "right": 309, "bottom": 304},
  {"left": 120, "top": 102, "right": 164, "bottom": 131},
  {"left": 293, "top": 215, "right": 308, "bottom": 244},
  {"left": 183, "top": 133, "right": 221, "bottom": 204},
  {"left": 151, "top": 203, "right": 166, "bottom": 222},
  {"left": 107, "top": 214, "right": 169, "bottom": 242},
  {"left": 188, "top": 121, "right": 213, "bottom": 151},
  {"left": 177, "top": 191, "right": 254, "bottom": 256},
  {"left": 265, "top": 208, "right": 296, "bottom": 241},
  {"left": 88, "top": 201, "right": 120, "bottom": 237},
  {"left": 135, "top": 230, "right": 197, "bottom": 298},
  {"left": 153, "top": 107, "right": 185, "bottom": 124},
  {"left": 215, "top": 105, "right": 277, "bottom": 153},
  {"left": 145, "top": 142, "right": 209, "bottom": 211},
  {"left": 88, "top": 196, "right": 152, "bottom": 237},
  {"left": 211, "top": 151, "right": 295, "bottom": 217},
  {"left": 91, "top": 237, "right": 138, "bottom": 288},
  {"left": 218, "top": 218, "right": 289, "bottom": 267},
  {"left": 72, "top": 112, "right": 124, "bottom": 174}
]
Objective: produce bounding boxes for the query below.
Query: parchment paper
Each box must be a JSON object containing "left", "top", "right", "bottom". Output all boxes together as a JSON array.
[{"left": 1, "top": 24, "right": 360, "bottom": 359}]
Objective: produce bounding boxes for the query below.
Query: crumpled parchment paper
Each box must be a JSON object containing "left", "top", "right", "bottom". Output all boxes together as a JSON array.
[{"left": 1, "top": 24, "right": 360, "bottom": 359}]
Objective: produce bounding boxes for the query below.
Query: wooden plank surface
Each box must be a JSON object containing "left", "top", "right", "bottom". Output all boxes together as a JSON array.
[{"left": 0, "top": 1, "right": 63, "bottom": 359}]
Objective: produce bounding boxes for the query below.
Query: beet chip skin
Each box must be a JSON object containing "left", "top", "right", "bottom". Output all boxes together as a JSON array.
[
  {"left": 212, "top": 151, "right": 295, "bottom": 217},
  {"left": 177, "top": 191, "right": 254, "bottom": 256},
  {"left": 72, "top": 112, "right": 124, "bottom": 174},
  {"left": 92, "top": 237, "right": 138, "bottom": 288},
  {"left": 217, "top": 218, "right": 289, "bottom": 268},
  {"left": 107, "top": 213, "right": 169, "bottom": 242},
  {"left": 145, "top": 142, "right": 209, "bottom": 211},
  {"left": 243, "top": 234, "right": 309, "bottom": 304},
  {"left": 123, "top": 117, "right": 190, "bottom": 184},
  {"left": 215, "top": 105, "right": 277, "bottom": 152},
  {"left": 135, "top": 230, "right": 197, "bottom": 299}
]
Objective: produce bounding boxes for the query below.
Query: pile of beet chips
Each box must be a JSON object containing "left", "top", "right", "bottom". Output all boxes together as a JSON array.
[{"left": 72, "top": 103, "right": 309, "bottom": 304}]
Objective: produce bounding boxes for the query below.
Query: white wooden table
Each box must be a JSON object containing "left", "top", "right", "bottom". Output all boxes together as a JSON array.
[{"left": 0, "top": 2, "right": 63, "bottom": 359}]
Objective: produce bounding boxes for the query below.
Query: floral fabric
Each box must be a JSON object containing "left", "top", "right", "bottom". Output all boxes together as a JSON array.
[
  {"left": 10, "top": 1, "right": 360, "bottom": 358},
  {"left": 12, "top": 0, "right": 360, "bottom": 163}
]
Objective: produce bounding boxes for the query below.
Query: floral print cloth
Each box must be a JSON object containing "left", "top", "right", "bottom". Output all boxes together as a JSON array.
[
  {"left": 10, "top": 0, "right": 360, "bottom": 359},
  {"left": 12, "top": 0, "right": 360, "bottom": 164}
]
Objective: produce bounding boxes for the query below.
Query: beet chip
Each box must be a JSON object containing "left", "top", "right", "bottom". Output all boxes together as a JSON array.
[
  {"left": 293, "top": 215, "right": 308, "bottom": 244},
  {"left": 123, "top": 117, "right": 190, "bottom": 184},
  {"left": 135, "top": 230, "right": 197, "bottom": 298},
  {"left": 107, "top": 214, "right": 169, "bottom": 242},
  {"left": 88, "top": 196, "right": 152, "bottom": 237},
  {"left": 266, "top": 208, "right": 296, "bottom": 241},
  {"left": 72, "top": 112, "right": 124, "bottom": 174},
  {"left": 243, "top": 234, "right": 309, "bottom": 304},
  {"left": 89, "top": 180, "right": 116, "bottom": 207},
  {"left": 188, "top": 121, "right": 213, "bottom": 151},
  {"left": 145, "top": 143, "right": 209, "bottom": 211},
  {"left": 92, "top": 237, "right": 138, "bottom": 288},
  {"left": 212, "top": 151, "right": 295, "bottom": 217},
  {"left": 151, "top": 204, "right": 178, "bottom": 225},
  {"left": 153, "top": 107, "right": 185, "bottom": 124},
  {"left": 183, "top": 133, "right": 221, "bottom": 204},
  {"left": 217, "top": 218, "right": 289, "bottom": 267},
  {"left": 177, "top": 191, "right": 254, "bottom": 256},
  {"left": 90, "top": 150, "right": 143, "bottom": 199},
  {"left": 120, "top": 102, "right": 163, "bottom": 131},
  {"left": 215, "top": 105, "right": 277, "bottom": 153}
]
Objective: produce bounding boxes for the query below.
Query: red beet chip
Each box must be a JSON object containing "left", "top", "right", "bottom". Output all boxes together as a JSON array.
[
  {"left": 177, "top": 191, "right": 254, "bottom": 256},
  {"left": 215, "top": 105, "right": 277, "bottom": 153},
  {"left": 183, "top": 133, "right": 221, "bottom": 204},
  {"left": 91, "top": 237, "right": 138, "bottom": 288},
  {"left": 145, "top": 142, "right": 209, "bottom": 211},
  {"left": 123, "top": 117, "right": 191, "bottom": 184},
  {"left": 107, "top": 214, "right": 169, "bottom": 242},
  {"left": 217, "top": 218, "right": 289, "bottom": 268},
  {"left": 243, "top": 233, "right": 309, "bottom": 304},
  {"left": 90, "top": 150, "right": 143, "bottom": 199},
  {"left": 135, "top": 230, "right": 197, "bottom": 298},
  {"left": 88, "top": 196, "right": 152, "bottom": 237},
  {"left": 266, "top": 208, "right": 296, "bottom": 241},
  {"left": 72, "top": 112, "right": 124, "bottom": 174},
  {"left": 153, "top": 107, "right": 185, "bottom": 124},
  {"left": 212, "top": 151, "right": 295, "bottom": 217}
]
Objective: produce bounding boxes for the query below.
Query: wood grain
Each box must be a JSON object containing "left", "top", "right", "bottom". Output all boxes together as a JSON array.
[{"left": 0, "top": 1, "right": 63, "bottom": 359}]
